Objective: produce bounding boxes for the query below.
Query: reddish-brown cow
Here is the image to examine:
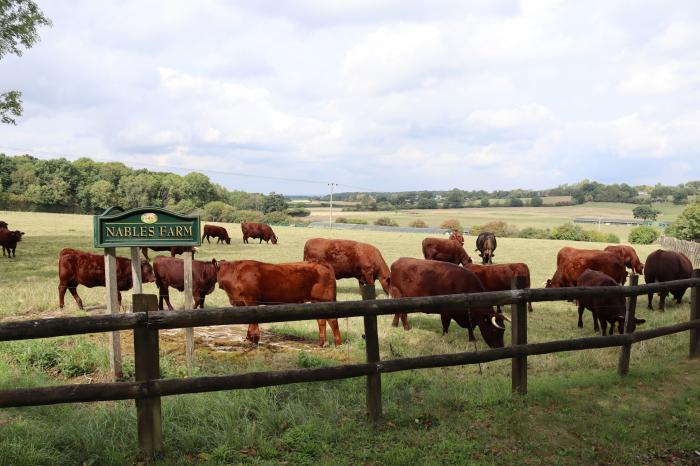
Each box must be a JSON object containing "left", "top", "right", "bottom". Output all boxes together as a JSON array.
[
  {"left": 141, "top": 246, "right": 197, "bottom": 261},
  {"left": 153, "top": 256, "right": 218, "bottom": 310},
  {"left": 0, "top": 229, "right": 24, "bottom": 258},
  {"left": 303, "top": 237, "right": 391, "bottom": 294},
  {"left": 547, "top": 248, "right": 627, "bottom": 288},
  {"left": 58, "top": 248, "right": 155, "bottom": 309},
  {"left": 644, "top": 249, "right": 693, "bottom": 311},
  {"left": 604, "top": 245, "right": 644, "bottom": 274},
  {"left": 421, "top": 237, "right": 472, "bottom": 266},
  {"left": 216, "top": 260, "right": 339, "bottom": 346},
  {"left": 466, "top": 263, "right": 534, "bottom": 312},
  {"left": 448, "top": 229, "right": 464, "bottom": 245},
  {"left": 241, "top": 222, "right": 278, "bottom": 244},
  {"left": 389, "top": 257, "right": 509, "bottom": 347},
  {"left": 202, "top": 225, "right": 231, "bottom": 244},
  {"left": 577, "top": 269, "right": 646, "bottom": 335}
]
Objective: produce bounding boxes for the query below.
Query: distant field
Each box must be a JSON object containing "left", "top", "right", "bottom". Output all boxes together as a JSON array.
[
  {"left": 306, "top": 202, "right": 683, "bottom": 240},
  {"left": 0, "top": 210, "right": 697, "bottom": 465}
]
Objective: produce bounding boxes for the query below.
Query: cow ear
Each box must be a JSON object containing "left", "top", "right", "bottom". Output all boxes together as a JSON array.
[{"left": 212, "top": 258, "right": 219, "bottom": 270}]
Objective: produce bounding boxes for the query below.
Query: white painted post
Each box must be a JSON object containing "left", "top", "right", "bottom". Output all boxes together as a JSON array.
[
  {"left": 130, "top": 247, "right": 142, "bottom": 295},
  {"left": 184, "top": 248, "right": 194, "bottom": 373},
  {"left": 105, "top": 247, "right": 122, "bottom": 380}
]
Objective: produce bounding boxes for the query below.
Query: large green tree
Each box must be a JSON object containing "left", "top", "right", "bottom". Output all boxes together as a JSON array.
[{"left": 1, "top": 0, "right": 51, "bottom": 124}]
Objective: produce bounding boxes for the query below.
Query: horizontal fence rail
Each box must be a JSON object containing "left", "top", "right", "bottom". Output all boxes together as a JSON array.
[
  {"left": 2, "top": 277, "right": 700, "bottom": 342},
  {"left": 1, "top": 273, "right": 699, "bottom": 459}
]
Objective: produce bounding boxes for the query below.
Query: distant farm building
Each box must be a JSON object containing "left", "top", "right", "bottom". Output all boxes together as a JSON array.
[{"left": 573, "top": 217, "right": 645, "bottom": 226}]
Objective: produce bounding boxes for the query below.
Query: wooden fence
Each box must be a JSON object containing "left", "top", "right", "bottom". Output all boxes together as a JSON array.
[
  {"left": 657, "top": 236, "right": 700, "bottom": 267},
  {"left": 1, "top": 273, "right": 699, "bottom": 458}
]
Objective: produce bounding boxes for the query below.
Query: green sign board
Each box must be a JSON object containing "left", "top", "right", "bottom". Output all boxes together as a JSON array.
[{"left": 93, "top": 206, "right": 201, "bottom": 248}]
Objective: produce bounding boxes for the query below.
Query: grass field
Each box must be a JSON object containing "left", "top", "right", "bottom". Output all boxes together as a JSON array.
[
  {"left": 306, "top": 202, "right": 684, "bottom": 241},
  {"left": 0, "top": 210, "right": 699, "bottom": 465}
]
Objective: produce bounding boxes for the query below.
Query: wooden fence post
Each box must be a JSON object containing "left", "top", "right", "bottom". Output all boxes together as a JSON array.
[
  {"left": 105, "top": 247, "right": 122, "bottom": 380},
  {"left": 511, "top": 275, "right": 528, "bottom": 395},
  {"left": 617, "top": 274, "right": 639, "bottom": 375},
  {"left": 690, "top": 269, "right": 700, "bottom": 359},
  {"left": 361, "top": 284, "right": 382, "bottom": 423},
  {"left": 130, "top": 247, "right": 143, "bottom": 295},
  {"left": 133, "top": 293, "right": 163, "bottom": 458},
  {"left": 183, "top": 248, "right": 195, "bottom": 373}
]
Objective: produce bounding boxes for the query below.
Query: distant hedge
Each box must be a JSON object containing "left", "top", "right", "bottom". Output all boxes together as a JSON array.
[{"left": 628, "top": 225, "right": 660, "bottom": 244}]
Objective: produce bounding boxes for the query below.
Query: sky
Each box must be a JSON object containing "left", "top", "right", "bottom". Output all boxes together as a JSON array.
[{"left": 1, "top": 0, "right": 700, "bottom": 195}]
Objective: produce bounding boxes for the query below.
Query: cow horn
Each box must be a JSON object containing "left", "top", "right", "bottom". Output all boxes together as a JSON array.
[{"left": 491, "top": 316, "right": 505, "bottom": 330}]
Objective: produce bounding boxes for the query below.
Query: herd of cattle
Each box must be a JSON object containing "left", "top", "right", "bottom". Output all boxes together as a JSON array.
[{"left": 3, "top": 218, "right": 695, "bottom": 350}]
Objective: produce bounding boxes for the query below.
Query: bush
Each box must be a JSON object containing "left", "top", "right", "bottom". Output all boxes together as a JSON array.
[
  {"left": 471, "top": 221, "right": 519, "bottom": 238},
  {"left": 440, "top": 219, "right": 462, "bottom": 231},
  {"left": 228, "top": 210, "right": 263, "bottom": 223},
  {"left": 480, "top": 198, "right": 490, "bottom": 207},
  {"left": 336, "top": 217, "right": 368, "bottom": 225},
  {"left": 509, "top": 197, "right": 524, "bottom": 207},
  {"left": 261, "top": 211, "right": 293, "bottom": 225},
  {"left": 409, "top": 219, "right": 429, "bottom": 228},
  {"left": 582, "top": 230, "right": 620, "bottom": 243},
  {"left": 628, "top": 225, "right": 660, "bottom": 244},
  {"left": 530, "top": 195, "right": 544, "bottom": 207},
  {"left": 374, "top": 217, "right": 399, "bottom": 227},
  {"left": 549, "top": 223, "right": 586, "bottom": 241},
  {"left": 202, "top": 201, "right": 235, "bottom": 222},
  {"left": 286, "top": 207, "right": 310, "bottom": 217},
  {"left": 666, "top": 201, "right": 700, "bottom": 241},
  {"left": 518, "top": 227, "right": 550, "bottom": 239},
  {"left": 554, "top": 201, "right": 574, "bottom": 206},
  {"left": 168, "top": 198, "right": 197, "bottom": 215}
]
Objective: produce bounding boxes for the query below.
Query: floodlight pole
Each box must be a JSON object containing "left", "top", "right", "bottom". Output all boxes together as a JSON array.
[{"left": 328, "top": 182, "right": 337, "bottom": 229}]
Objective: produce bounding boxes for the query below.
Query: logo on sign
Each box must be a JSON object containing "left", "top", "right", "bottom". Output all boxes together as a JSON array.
[{"left": 141, "top": 213, "right": 158, "bottom": 224}]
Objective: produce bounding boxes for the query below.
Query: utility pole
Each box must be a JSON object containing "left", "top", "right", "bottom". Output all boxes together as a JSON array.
[{"left": 328, "top": 182, "right": 337, "bottom": 229}]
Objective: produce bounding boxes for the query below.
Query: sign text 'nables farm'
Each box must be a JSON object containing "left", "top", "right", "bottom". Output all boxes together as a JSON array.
[{"left": 93, "top": 207, "right": 201, "bottom": 248}]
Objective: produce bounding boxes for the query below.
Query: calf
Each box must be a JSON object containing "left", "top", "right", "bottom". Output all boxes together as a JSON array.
[
  {"left": 0, "top": 229, "right": 24, "bottom": 258},
  {"left": 153, "top": 256, "right": 218, "bottom": 310},
  {"left": 466, "top": 263, "right": 534, "bottom": 312},
  {"left": 389, "top": 257, "right": 509, "bottom": 347},
  {"left": 422, "top": 237, "right": 472, "bottom": 266},
  {"left": 241, "top": 222, "right": 278, "bottom": 244},
  {"left": 216, "top": 259, "right": 339, "bottom": 346},
  {"left": 58, "top": 248, "right": 155, "bottom": 309},
  {"left": 644, "top": 249, "right": 693, "bottom": 310},
  {"left": 604, "top": 245, "right": 644, "bottom": 275},
  {"left": 202, "top": 225, "right": 231, "bottom": 244},
  {"left": 577, "top": 269, "right": 645, "bottom": 335}
]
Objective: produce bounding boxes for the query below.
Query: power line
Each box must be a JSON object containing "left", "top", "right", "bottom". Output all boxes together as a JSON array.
[{"left": 0, "top": 145, "right": 376, "bottom": 192}]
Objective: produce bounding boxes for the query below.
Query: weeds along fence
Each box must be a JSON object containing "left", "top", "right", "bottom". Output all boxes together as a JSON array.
[
  {"left": 1, "top": 273, "right": 699, "bottom": 458},
  {"left": 657, "top": 236, "right": 700, "bottom": 267}
]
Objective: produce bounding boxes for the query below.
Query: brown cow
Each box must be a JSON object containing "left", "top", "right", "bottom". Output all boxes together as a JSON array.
[
  {"left": 547, "top": 248, "right": 627, "bottom": 288},
  {"left": 141, "top": 246, "right": 198, "bottom": 261},
  {"left": 0, "top": 229, "right": 24, "bottom": 258},
  {"left": 303, "top": 237, "right": 391, "bottom": 294},
  {"left": 604, "top": 245, "right": 644, "bottom": 274},
  {"left": 466, "top": 263, "right": 534, "bottom": 312},
  {"left": 241, "top": 222, "right": 278, "bottom": 244},
  {"left": 448, "top": 229, "right": 464, "bottom": 245},
  {"left": 216, "top": 259, "right": 339, "bottom": 346},
  {"left": 202, "top": 225, "right": 231, "bottom": 244},
  {"left": 475, "top": 232, "right": 497, "bottom": 264},
  {"left": 0, "top": 221, "right": 7, "bottom": 229},
  {"left": 58, "top": 248, "right": 155, "bottom": 309},
  {"left": 389, "top": 257, "right": 509, "bottom": 347},
  {"left": 644, "top": 249, "right": 693, "bottom": 311},
  {"left": 153, "top": 256, "right": 218, "bottom": 310},
  {"left": 422, "top": 237, "right": 472, "bottom": 266},
  {"left": 577, "top": 269, "right": 645, "bottom": 335}
]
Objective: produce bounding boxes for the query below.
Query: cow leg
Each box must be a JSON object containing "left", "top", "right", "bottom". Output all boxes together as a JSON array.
[
  {"left": 647, "top": 292, "right": 654, "bottom": 310},
  {"left": 528, "top": 301, "right": 533, "bottom": 313},
  {"left": 467, "top": 325, "right": 476, "bottom": 342},
  {"left": 259, "top": 238, "right": 263, "bottom": 244},
  {"left": 592, "top": 311, "right": 599, "bottom": 332},
  {"left": 400, "top": 313, "right": 410, "bottom": 331},
  {"left": 659, "top": 292, "right": 666, "bottom": 312},
  {"left": 577, "top": 302, "right": 585, "bottom": 328},
  {"left": 161, "top": 287, "right": 174, "bottom": 311},
  {"left": 391, "top": 313, "right": 400, "bottom": 327},
  {"left": 441, "top": 314, "right": 451, "bottom": 335},
  {"left": 328, "top": 319, "right": 342, "bottom": 346},
  {"left": 600, "top": 320, "right": 607, "bottom": 336},
  {"left": 68, "top": 287, "right": 83, "bottom": 310},
  {"left": 317, "top": 319, "right": 328, "bottom": 347},
  {"left": 59, "top": 285, "right": 67, "bottom": 309}
]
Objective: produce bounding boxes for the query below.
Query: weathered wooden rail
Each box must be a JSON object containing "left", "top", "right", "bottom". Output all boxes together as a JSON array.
[{"left": 1, "top": 272, "right": 699, "bottom": 458}]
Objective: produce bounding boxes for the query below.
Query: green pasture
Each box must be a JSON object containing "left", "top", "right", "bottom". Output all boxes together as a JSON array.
[{"left": 0, "top": 210, "right": 698, "bottom": 465}]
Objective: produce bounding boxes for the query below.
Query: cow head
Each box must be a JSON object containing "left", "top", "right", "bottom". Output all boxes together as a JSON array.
[
  {"left": 13, "top": 231, "right": 25, "bottom": 242},
  {"left": 271, "top": 233, "right": 278, "bottom": 245},
  {"left": 0, "top": 221, "right": 8, "bottom": 229},
  {"left": 634, "top": 262, "right": 644, "bottom": 275},
  {"left": 211, "top": 258, "right": 220, "bottom": 271},
  {"left": 140, "top": 259, "right": 156, "bottom": 283},
  {"left": 474, "top": 308, "right": 509, "bottom": 348}
]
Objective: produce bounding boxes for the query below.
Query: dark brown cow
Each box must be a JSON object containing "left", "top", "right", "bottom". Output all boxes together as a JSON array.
[
  {"left": 577, "top": 269, "right": 645, "bottom": 335},
  {"left": 303, "top": 237, "right": 390, "bottom": 294},
  {"left": 153, "top": 256, "right": 218, "bottom": 310},
  {"left": 448, "top": 229, "right": 464, "bottom": 245},
  {"left": 202, "top": 225, "right": 231, "bottom": 244},
  {"left": 0, "top": 229, "right": 24, "bottom": 258},
  {"left": 58, "top": 248, "right": 155, "bottom": 309},
  {"left": 466, "top": 263, "right": 534, "bottom": 312},
  {"left": 604, "top": 245, "right": 644, "bottom": 274},
  {"left": 475, "top": 232, "right": 497, "bottom": 264},
  {"left": 141, "top": 246, "right": 197, "bottom": 261},
  {"left": 644, "top": 249, "right": 693, "bottom": 311},
  {"left": 0, "top": 221, "right": 7, "bottom": 229},
  {"left": 389, "top": 257, "right": 509, "bottom": 347},
  {"left": 241, "top": 222, "right": 278, "bottom": 244},
  {"left": 547, "top": 248, "right": 627, "bottom": 288},
  {"left": 422, "top": 237, "right": 472, "bottom": 266},
  {"left": 216, "top": 259, "right": 339, "bottom": 346}
]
